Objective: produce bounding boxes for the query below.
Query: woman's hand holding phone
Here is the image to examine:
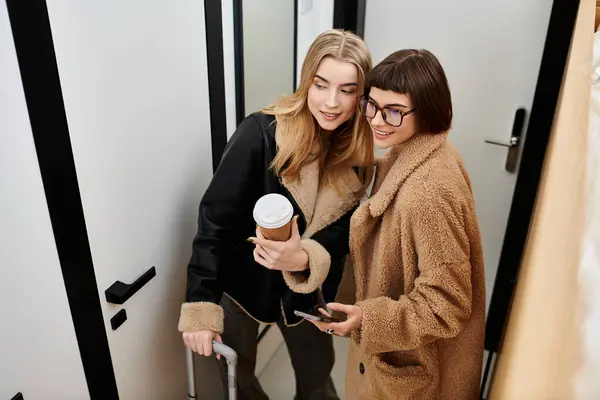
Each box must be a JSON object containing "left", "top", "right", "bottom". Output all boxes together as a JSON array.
[
  {"left": 294, "top": 309, "right": 339, "bottom": 323},
  {"left": 306, "top": 303, "right": 363, "bottom": 337}
]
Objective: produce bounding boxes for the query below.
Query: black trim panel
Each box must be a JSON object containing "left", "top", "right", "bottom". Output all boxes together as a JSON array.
[
  {"left": 205, "top": 0, "right": 228, "bottom": 170},
  {"left": 333, "top": 0, "right": 366, "bottom": 38},
  {"left": 293, "top": 0, "right": 299, "bottom": 92},
  {"left": 6, "top": 1, "right": 119, "bottom": 398},
  {"left": 485, "top": 0, "right": 581, "bottom": 352},
  {"left": 233, "top": 0, "right": 245, "bottom": 125}
]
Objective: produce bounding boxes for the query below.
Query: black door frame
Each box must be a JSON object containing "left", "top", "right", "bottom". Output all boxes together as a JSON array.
[{"left": 6, "top": 0, "right": 580, "bottom": 398}]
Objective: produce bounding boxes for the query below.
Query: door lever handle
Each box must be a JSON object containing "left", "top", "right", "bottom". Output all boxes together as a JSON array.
[
  {"left": 105, "top": 266, "right": 156, "bottom": 304},
  {"left": 484, "top": 136, "right": 519, "bottom": 147},
  {"left": 484, "top": 107, "right": 526, "bottom": 173}
]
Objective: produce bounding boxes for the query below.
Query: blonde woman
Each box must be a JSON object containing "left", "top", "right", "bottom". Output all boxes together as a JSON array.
[
  {"left": 293, "top": 49, "right": 486, "bottom": 399},
  {"left": 178, "top": 30, "right": 373, "bottom": 399}
]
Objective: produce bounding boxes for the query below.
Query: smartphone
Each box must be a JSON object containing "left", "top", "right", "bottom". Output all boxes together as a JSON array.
[{"left": 294, "top": 309, "right": 339, "bottom": 323}]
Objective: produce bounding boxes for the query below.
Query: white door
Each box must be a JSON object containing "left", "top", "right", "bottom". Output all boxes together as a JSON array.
[
  {"left": 0, "top": 3, "right": 88, "bottom": 398},
  {"left": 364, "top": 0, "right": 553, "bottom": 309},
  {"left": 45, "top": 1, "right": 216, "bottom": 398}
]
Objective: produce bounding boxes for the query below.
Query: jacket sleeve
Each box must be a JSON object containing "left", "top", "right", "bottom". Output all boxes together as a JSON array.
[
  {"left": 356, "top": 193, "right": 473, "bottom": 356},
  {"left": 282, "top": 206, "right": 355, "bottom": 294},
  {"left": 178, "top": 116, "right": 264, "bottom": 333}
]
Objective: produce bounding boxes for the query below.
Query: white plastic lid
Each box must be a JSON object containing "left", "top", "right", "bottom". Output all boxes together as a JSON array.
[{"left": 253, "top": 193, "right": 294, "bottom": 229}]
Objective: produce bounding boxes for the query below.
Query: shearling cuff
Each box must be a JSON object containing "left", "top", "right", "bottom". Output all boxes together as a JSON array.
[
  {"left": 282, "top": 239, "right": 331, "bottom": 293},
  {"left": 178, "top": 302, "right": 224, "bottom": 333}
]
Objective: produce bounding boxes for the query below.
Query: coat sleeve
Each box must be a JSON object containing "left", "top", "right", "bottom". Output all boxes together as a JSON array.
[
  {"left": 356, "top": 193, "right": 473, "bottom": 356},
  {"left": 178, "top": 116, "right": 264, "bottom": 333},
  {"left": 282, "top": 206, "right": 355, "bottom": 294}
]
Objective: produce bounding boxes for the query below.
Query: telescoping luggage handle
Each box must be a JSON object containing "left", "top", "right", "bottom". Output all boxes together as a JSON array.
[{"left": 186, "top": 340, "right": 238, "bottom": 400}]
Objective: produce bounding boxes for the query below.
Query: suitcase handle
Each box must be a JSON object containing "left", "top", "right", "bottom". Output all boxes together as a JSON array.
[
  {"left": 186, "top": 340, "right": 237, "bottom": 400},
  {"left": 212, "top": 341, "right": 238, "bottom": 364}
]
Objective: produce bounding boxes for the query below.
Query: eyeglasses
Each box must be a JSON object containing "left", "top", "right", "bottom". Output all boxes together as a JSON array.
[{"left": 358, "top": 96, "right": 415, "bottom": 127}]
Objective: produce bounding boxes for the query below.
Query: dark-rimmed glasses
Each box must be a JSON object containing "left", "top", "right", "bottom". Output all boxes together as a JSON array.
[{"left": 358, "top": 96, "right": 415, "bottom": 127}]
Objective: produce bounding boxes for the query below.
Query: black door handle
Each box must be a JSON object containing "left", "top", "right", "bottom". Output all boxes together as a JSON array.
[
  {"left": 484, "top": 107, "right": 526, "bottom": 173},
  {"left": 105, "top": 266, "right": 156, "bottom": 304}
]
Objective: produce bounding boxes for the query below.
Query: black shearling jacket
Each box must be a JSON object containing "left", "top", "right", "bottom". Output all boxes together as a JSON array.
[{"left": 178, "top": 112, "right": 366, "bottom": 332}]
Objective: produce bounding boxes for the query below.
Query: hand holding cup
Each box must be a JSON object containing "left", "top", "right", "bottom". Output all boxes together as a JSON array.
[{"left": 250, "top": 194, "right": 308, "bottom": 272}]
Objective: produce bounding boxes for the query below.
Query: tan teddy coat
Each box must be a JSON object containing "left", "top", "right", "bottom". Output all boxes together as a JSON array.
[
  {"left": 349, "top": 132, "right": 486, "bottom": 399},
  {"left": 287, "top": 132, "right": 486, "bottom": 399}
]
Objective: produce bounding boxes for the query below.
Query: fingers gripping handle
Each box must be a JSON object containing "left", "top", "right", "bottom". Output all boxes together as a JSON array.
[
  {"left": 212, "top": 340, "right": 238, "bottom": 364},
  {"left": 186, "top": 340, "right": 238, "bottom": 400}
]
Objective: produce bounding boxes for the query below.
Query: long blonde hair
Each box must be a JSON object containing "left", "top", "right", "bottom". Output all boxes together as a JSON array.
[{"left": 263, "top": 29, "right": 374, "bottom": 187}]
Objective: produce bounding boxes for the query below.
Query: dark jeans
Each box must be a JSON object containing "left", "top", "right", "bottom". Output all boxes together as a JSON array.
[{"left": 218, "top": 295, "right": 339, "bottom": 400}]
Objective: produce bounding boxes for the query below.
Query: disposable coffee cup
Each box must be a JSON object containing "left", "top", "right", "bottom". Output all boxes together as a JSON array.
[{"left": 253, "top": 193, "right": 294, "bottom": 241}]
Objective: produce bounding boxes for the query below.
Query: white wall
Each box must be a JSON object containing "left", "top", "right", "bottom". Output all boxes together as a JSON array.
[
  {"left": 243, "top": 0, "right": 295, "bottom": 114},
  {"left": 0, "top": 3, "right": 89, "bottom": 398},
  {"left": 296, "top": 0, "right": 334, "bottom": 87}
]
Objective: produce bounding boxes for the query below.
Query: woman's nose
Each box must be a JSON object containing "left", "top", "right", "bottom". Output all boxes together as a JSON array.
[{"left": 325, "top": 89, "right": 339, "bottom": 108}]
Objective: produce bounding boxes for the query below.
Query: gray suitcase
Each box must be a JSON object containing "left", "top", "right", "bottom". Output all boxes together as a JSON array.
[{"left": 186, "top": 341, "right": 238, "bottom": 399}]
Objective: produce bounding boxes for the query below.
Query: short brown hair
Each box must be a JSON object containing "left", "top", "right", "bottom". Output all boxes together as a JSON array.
[{"left": 365, "top": 49, "right": 452, "bottom": 134}]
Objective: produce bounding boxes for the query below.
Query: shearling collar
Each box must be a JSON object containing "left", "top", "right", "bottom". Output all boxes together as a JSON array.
[
  {"left": 368, "top": 132, "right": 449, "bottom": 217},
  {"left": 283, "top": 160, "right": 364, "bottom": 239}
]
